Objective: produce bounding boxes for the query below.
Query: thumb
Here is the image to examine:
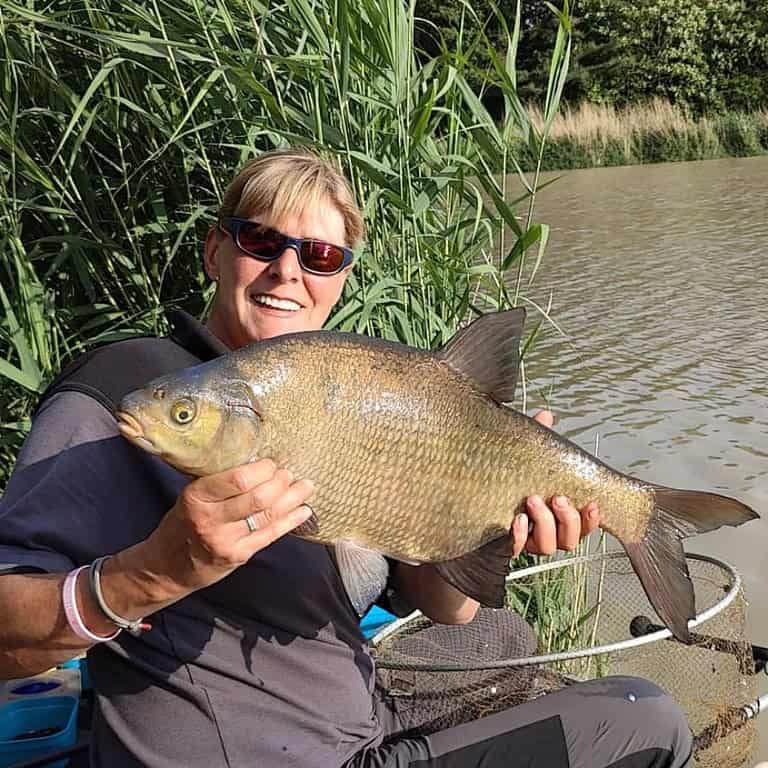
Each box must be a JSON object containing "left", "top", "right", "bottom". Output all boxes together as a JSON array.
[
  {"left": 512, "top": 513, "right": 530, "bottom": 558},
  {"left": 532, "top": 409, "right": 554, "bottom": 428}
]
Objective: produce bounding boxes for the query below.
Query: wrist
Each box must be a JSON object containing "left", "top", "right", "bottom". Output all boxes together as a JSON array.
[
  {"left": 88, "top": 557, "right": 152, "bottom": 635},
  {"left": 73, "top": 567, "right": 123, "bottom": 639},
  {"left": 102, "top": 542, "right": 194, "bottom": 618}
]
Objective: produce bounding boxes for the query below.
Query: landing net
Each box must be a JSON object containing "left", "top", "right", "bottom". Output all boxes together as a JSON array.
[{"left": 371, "top": 552, "right": 757, "bottom": 768}]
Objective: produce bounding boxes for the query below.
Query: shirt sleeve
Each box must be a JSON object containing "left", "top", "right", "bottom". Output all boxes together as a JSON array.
[{"left": 0, "top": 391, "right": 180, "bottom": 575}]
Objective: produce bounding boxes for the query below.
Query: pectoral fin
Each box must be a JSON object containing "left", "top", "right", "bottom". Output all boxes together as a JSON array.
[
  {"left": 333, "top": 541, "right": 391, "bottom": 617},
  {"left": 433, "top": 533, "right": 514, "bottom": 608}
]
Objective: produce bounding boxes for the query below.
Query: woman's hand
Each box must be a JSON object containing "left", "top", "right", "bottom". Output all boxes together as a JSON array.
[
  {"left": 129, "top": 460, "right": 315, "bottom": 598},
  {"left": 510, "top": 410, "right": 600, "bottom": 558}
]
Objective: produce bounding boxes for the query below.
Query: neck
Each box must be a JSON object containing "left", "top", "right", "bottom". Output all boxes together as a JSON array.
[{"left": 204, "top": 314, "right": 236, "bottom": 351}]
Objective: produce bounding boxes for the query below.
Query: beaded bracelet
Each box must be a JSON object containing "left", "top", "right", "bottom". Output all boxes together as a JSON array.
[
  {"left": 62, "top": 566, "right": 120, "bottom": 643},
  {"left": 89, "top": 556, "right": 152, "bottom": 636}
]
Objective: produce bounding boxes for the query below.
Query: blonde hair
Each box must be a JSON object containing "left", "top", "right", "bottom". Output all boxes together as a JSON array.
[{"left": 219, "top": 147, "right": 365, "bottom": 248}]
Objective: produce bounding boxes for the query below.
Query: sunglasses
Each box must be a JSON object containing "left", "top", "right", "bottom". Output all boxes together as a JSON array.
[{"left": 218, "top": 217, "right": 354, "bottom": 275}]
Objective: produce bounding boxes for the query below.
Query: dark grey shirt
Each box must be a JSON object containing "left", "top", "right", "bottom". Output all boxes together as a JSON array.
[{"left": 0, "top": 391, "right": 383, "bottom": 767}]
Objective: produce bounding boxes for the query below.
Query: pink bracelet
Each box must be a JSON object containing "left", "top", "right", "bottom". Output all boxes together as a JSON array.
[{"left": 62, "top": 566, "right": 120, "bottom": 643}]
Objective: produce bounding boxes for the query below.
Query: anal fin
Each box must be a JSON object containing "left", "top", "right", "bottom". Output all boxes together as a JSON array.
[{"left": 433, "top": 533, "right": 513, "bottom": 609}]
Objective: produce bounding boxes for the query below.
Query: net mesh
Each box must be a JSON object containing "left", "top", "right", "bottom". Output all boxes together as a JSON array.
[{"left": 372, "top": 552, "right": 756, "bottom": 768}]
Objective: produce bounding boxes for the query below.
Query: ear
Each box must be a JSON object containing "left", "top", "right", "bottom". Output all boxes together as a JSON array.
[{"left": 204, "top": 225, "right": 224, "bottom": 282}]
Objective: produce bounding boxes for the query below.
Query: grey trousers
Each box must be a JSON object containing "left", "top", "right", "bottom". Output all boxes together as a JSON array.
[{"left": 346, "top": 676, "right": 693, "bottom": 768}]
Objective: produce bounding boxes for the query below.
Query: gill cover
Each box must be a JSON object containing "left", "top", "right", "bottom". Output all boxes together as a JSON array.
[{"left": 118, "top": 365, "right": 264, "bottom": 476}]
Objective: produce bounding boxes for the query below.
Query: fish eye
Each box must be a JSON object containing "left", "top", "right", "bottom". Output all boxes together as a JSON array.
[{"left": 171, "top": 399, "right": 196, "bottom": 425}]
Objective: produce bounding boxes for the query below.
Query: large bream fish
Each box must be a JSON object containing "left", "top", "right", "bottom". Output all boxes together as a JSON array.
[{"left": 116, "top": 309, "right": 758, "bottom": 642}]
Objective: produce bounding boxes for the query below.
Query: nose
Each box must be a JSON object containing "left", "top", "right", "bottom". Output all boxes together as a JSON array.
[{"left": 268, "top": 246, "right": 301, "bottom": 282}]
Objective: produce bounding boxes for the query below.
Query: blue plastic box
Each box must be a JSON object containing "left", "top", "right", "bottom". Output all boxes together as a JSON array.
[
  {"left": 0, "top": 695, "right": 78, "bottom": 768},
  {"left": 360, "top": 605, "right": 396, "bottom": 640}
]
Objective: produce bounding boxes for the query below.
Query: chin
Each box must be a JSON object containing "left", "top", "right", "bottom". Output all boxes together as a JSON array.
[{"left": 243, "top": 318, "right": 299, "bottom": 343}]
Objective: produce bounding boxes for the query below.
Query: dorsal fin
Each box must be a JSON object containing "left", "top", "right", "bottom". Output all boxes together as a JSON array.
[{"left": 437, "top": 309, "right": 526, "bottom": 404}]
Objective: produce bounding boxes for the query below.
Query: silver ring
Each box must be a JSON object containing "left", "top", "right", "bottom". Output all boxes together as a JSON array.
[{"left": 245, "top": 514, "right": 258, "bottom": 533}]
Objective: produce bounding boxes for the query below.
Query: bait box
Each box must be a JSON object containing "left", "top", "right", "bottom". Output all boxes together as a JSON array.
[
  {"left": 0, "top": 667, "right": 81, "bottom": 707},
  {"left": 0, "top": 695, "right": 78, "bottom": 768}
]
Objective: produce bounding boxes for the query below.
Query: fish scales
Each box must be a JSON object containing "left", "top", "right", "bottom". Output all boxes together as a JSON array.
[{"left": 232, "top": 335, "right": 650, "bottom": 561}]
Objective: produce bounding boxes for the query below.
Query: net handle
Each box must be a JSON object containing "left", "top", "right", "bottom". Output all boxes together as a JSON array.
[{"left": 371, "top": 552, "right": 742, "bottom": 671}]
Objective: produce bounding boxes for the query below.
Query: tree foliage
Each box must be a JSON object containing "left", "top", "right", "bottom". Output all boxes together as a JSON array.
[
  {"left": 575, "top": 0, "right": 768, "bottom": 113},
  {"left": 416, "top": 0, "right": 768, "bottom": 114}
]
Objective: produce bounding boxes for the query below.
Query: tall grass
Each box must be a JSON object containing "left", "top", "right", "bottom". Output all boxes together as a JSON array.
[
  {"left": 0, "top": 0, "right": 574, "bottom": 486},
  {"left": 521, "top": 99, "right": 768, "bottom": 169}
]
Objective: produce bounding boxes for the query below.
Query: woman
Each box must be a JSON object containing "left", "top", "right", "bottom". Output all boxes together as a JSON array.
[{"left": 0, "top": 148, "right": 692, "bottom": 767}]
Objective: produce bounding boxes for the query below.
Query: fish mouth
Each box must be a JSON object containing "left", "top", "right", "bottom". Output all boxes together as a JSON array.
[{"left": 115, "top": 411, "right": 162, "bottom": 456}]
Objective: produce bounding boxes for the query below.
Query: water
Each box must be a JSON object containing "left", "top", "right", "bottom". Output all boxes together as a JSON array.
[{"left": 520, "top": 156, "right": 768, "bottom": 761}]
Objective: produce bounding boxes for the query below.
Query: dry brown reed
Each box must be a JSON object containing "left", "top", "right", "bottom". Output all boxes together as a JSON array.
[{"left": 524, "top": 99, "right": 767, "bottom": 169}]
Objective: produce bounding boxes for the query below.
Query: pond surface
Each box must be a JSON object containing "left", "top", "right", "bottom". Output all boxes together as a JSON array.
[{"left": 521, "top": 156, "right": 768, "bottom": 761}]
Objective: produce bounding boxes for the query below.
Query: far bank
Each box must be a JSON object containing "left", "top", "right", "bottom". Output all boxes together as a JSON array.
[{"left": 514, "top": 100, "right": 768, "bottom": 172}]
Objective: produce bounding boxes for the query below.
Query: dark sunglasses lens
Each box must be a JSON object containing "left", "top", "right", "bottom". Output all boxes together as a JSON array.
[
  {"left": 301, "top": 241, "right": 345, "bottom": 273},
  {"left": 237, "top": 225, "right": 284, "bottom": 258}
]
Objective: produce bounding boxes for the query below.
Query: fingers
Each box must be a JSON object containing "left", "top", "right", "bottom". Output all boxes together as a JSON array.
[
  {"left": 580, "top": 501, "right": 600, "bottom": 537},
  {"left": 232, "top": 504, "right": 314, "bottom": 561},
  {"left": 519, "top": 495, "right": 600, "bottom": 556},
  {"left": 511, "top": 512, "right": 529, "bottom": 558},
  {"left": 524, "top": 495, "right": 558, "bottom": 555},
  {"left": 551, "top": 495, "right": 582, "bottom": 551},
  {"left": 184, "top": 459, "right": 279, "bottom": 503},
  {"left": 532, "top": 409, "right": 554, "bottom": 428},
  {"left": 218, "top": 470, "right": 312, "bottom": 523},
  {"left": 182, "top": 460, "right": 314, "bottom": 526},
  {"left": 233, "top": 478, "right": 315, "bottom": 535},
  {"left": 155, "top": 458, "right": 317, "bottom": 592}
]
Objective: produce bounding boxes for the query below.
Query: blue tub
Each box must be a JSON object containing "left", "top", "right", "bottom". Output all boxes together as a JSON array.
[
  {"left": 360, "top": 606, "right": 397, "bottom": 640},
  {"left": 0, "top": 696, "right": 78, "bottom": 768}
]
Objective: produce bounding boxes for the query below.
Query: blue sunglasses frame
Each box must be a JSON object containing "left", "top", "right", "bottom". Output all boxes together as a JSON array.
[{"left": 219, "top": 217, "right": 354, "bottom": 275}]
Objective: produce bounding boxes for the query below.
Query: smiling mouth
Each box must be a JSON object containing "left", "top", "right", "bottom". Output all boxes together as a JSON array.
[
  {"left": 115, "top": 411, "right": 162, "bottom": 455},
  {"left": 251, "top": 294, "right": 303, "bottom": 312}
]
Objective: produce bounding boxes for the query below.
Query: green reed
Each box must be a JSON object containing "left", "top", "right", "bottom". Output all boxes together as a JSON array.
[{"left": 0, "top": 0, "right": 573, "bottom": 483}]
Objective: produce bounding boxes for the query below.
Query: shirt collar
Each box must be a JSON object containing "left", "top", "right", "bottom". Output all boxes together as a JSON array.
[{"left": 168, "top": 310, "right": 230, "bottom": 361}]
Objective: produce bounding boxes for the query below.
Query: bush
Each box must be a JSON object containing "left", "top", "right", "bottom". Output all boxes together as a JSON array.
[{"left": 519, "top": 100, "right": 765, "bottom": 170}]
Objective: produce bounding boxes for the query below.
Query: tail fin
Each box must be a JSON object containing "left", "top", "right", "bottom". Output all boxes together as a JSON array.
[{"left": 623, "top": 487, "right": 758, "bottom": 644}]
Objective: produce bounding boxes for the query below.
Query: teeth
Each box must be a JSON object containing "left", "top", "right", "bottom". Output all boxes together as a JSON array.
[{"left": 253, "top": 294, "right": 302, "bottom": 311}]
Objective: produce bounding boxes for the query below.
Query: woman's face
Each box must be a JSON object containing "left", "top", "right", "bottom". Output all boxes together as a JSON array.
[{"left": 204, "top": 202, "right": 351, "bottom": 349}]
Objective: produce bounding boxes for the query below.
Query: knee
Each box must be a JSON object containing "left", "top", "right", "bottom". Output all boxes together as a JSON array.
[{"left": 613, "top": 677, "right": 693, "bottom": 764}]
